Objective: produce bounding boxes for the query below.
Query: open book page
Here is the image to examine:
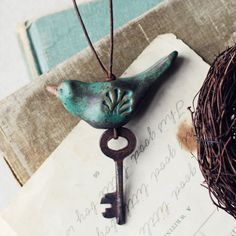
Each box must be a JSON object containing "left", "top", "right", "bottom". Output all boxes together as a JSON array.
[
  {"left": 0, "top": 215, "right": 17, "bottom": 236},
  {"left": 2, "top": 34, "right": 236, "bottom": 236}
]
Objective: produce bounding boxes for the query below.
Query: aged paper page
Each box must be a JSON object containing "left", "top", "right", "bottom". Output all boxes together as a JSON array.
[
  {"left": 2, "top": 34, "right": 236, "bottom": 236},
  {"left": 0, "top": 215, "right": 17, "bottom": 236}
]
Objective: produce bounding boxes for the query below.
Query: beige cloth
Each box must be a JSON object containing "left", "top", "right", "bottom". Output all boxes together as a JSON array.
[{"left": 0, "top": 0, "right": 235, "bottom": 184}]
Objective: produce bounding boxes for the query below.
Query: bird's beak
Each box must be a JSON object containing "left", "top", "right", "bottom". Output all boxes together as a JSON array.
[{"left": 46, "top": 85, "right": 58, "bottom": 97}]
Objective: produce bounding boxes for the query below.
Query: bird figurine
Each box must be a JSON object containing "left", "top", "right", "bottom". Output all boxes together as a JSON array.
[{"left": 47, "top": 51, "right": 178, "bottom": 129}]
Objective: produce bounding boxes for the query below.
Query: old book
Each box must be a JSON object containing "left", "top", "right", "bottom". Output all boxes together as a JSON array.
[
  {"left": 18, "top": 0, "right": 163, "bottom": 78},
  {"left": 2, "top": 34, "right": 236, "bottom": 236},
  {"left": 0, "top": 0, "right": 235, "bottom": 184}
]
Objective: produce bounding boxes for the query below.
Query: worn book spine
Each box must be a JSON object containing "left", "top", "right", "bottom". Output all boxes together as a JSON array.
[{"left": 17, "top": 22, "right": 41, "bottom": 79}]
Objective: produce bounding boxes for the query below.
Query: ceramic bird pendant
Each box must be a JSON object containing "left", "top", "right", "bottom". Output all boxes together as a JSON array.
[{"left": 47, "top": 51, "right": 178, "bottom": 129}]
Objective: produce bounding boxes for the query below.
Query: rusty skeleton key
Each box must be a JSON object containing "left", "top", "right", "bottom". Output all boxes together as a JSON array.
[{"left": 100, "top": 127, "right": 136, "bottom": 225}]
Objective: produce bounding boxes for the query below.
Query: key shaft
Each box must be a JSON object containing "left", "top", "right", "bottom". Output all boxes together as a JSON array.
[{"left": 115, "top": 160, "right": 125, "bottom": 224}]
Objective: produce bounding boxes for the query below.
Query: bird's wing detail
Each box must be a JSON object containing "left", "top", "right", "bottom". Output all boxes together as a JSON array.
[{"left": 102, "top": 88, "right": 133, "bottom": 116}]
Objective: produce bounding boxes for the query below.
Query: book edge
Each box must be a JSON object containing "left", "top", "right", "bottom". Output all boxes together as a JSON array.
[{"left": 17, "top": 22, "right": 41, "bottom": 79}]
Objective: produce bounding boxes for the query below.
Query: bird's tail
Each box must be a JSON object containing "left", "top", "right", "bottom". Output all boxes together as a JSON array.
[{"left": 124, "top": 51, "right": 178, "bottom": 85}]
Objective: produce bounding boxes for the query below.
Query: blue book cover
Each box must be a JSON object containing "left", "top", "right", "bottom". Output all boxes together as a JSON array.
[{"left": 18, "top": 0, "right": 163, "bottom": 78}]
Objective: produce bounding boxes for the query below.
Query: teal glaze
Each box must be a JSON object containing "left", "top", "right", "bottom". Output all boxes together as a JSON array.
[{"left": 57, "top": 51, "right": 178, "bottom": 129}]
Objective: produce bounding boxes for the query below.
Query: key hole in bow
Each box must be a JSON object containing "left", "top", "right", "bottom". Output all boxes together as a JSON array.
[{"left": 108, "top": 137, "right": 128, "bottom": 150}]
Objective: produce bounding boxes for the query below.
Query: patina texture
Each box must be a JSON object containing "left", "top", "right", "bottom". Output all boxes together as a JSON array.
[{"left": 56, "top": 51, "right": 177, "bottom": 129}]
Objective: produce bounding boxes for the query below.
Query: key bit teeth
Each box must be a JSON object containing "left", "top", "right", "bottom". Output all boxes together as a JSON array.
[
  {"left": 100, "top": 192, "right": 116, "bottom": 204},
  {"left": 102, "top": 208, "right": 116, "bottom": 219}
]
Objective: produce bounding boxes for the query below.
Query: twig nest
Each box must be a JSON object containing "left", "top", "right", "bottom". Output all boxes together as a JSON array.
[{"left": 192, "top": 45, "right": 236, "bottom": 217}]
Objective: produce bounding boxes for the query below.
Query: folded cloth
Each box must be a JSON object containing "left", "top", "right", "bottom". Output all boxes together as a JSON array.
[{"left": 0, "top": 0, "right": 235, "bottom": 184}]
